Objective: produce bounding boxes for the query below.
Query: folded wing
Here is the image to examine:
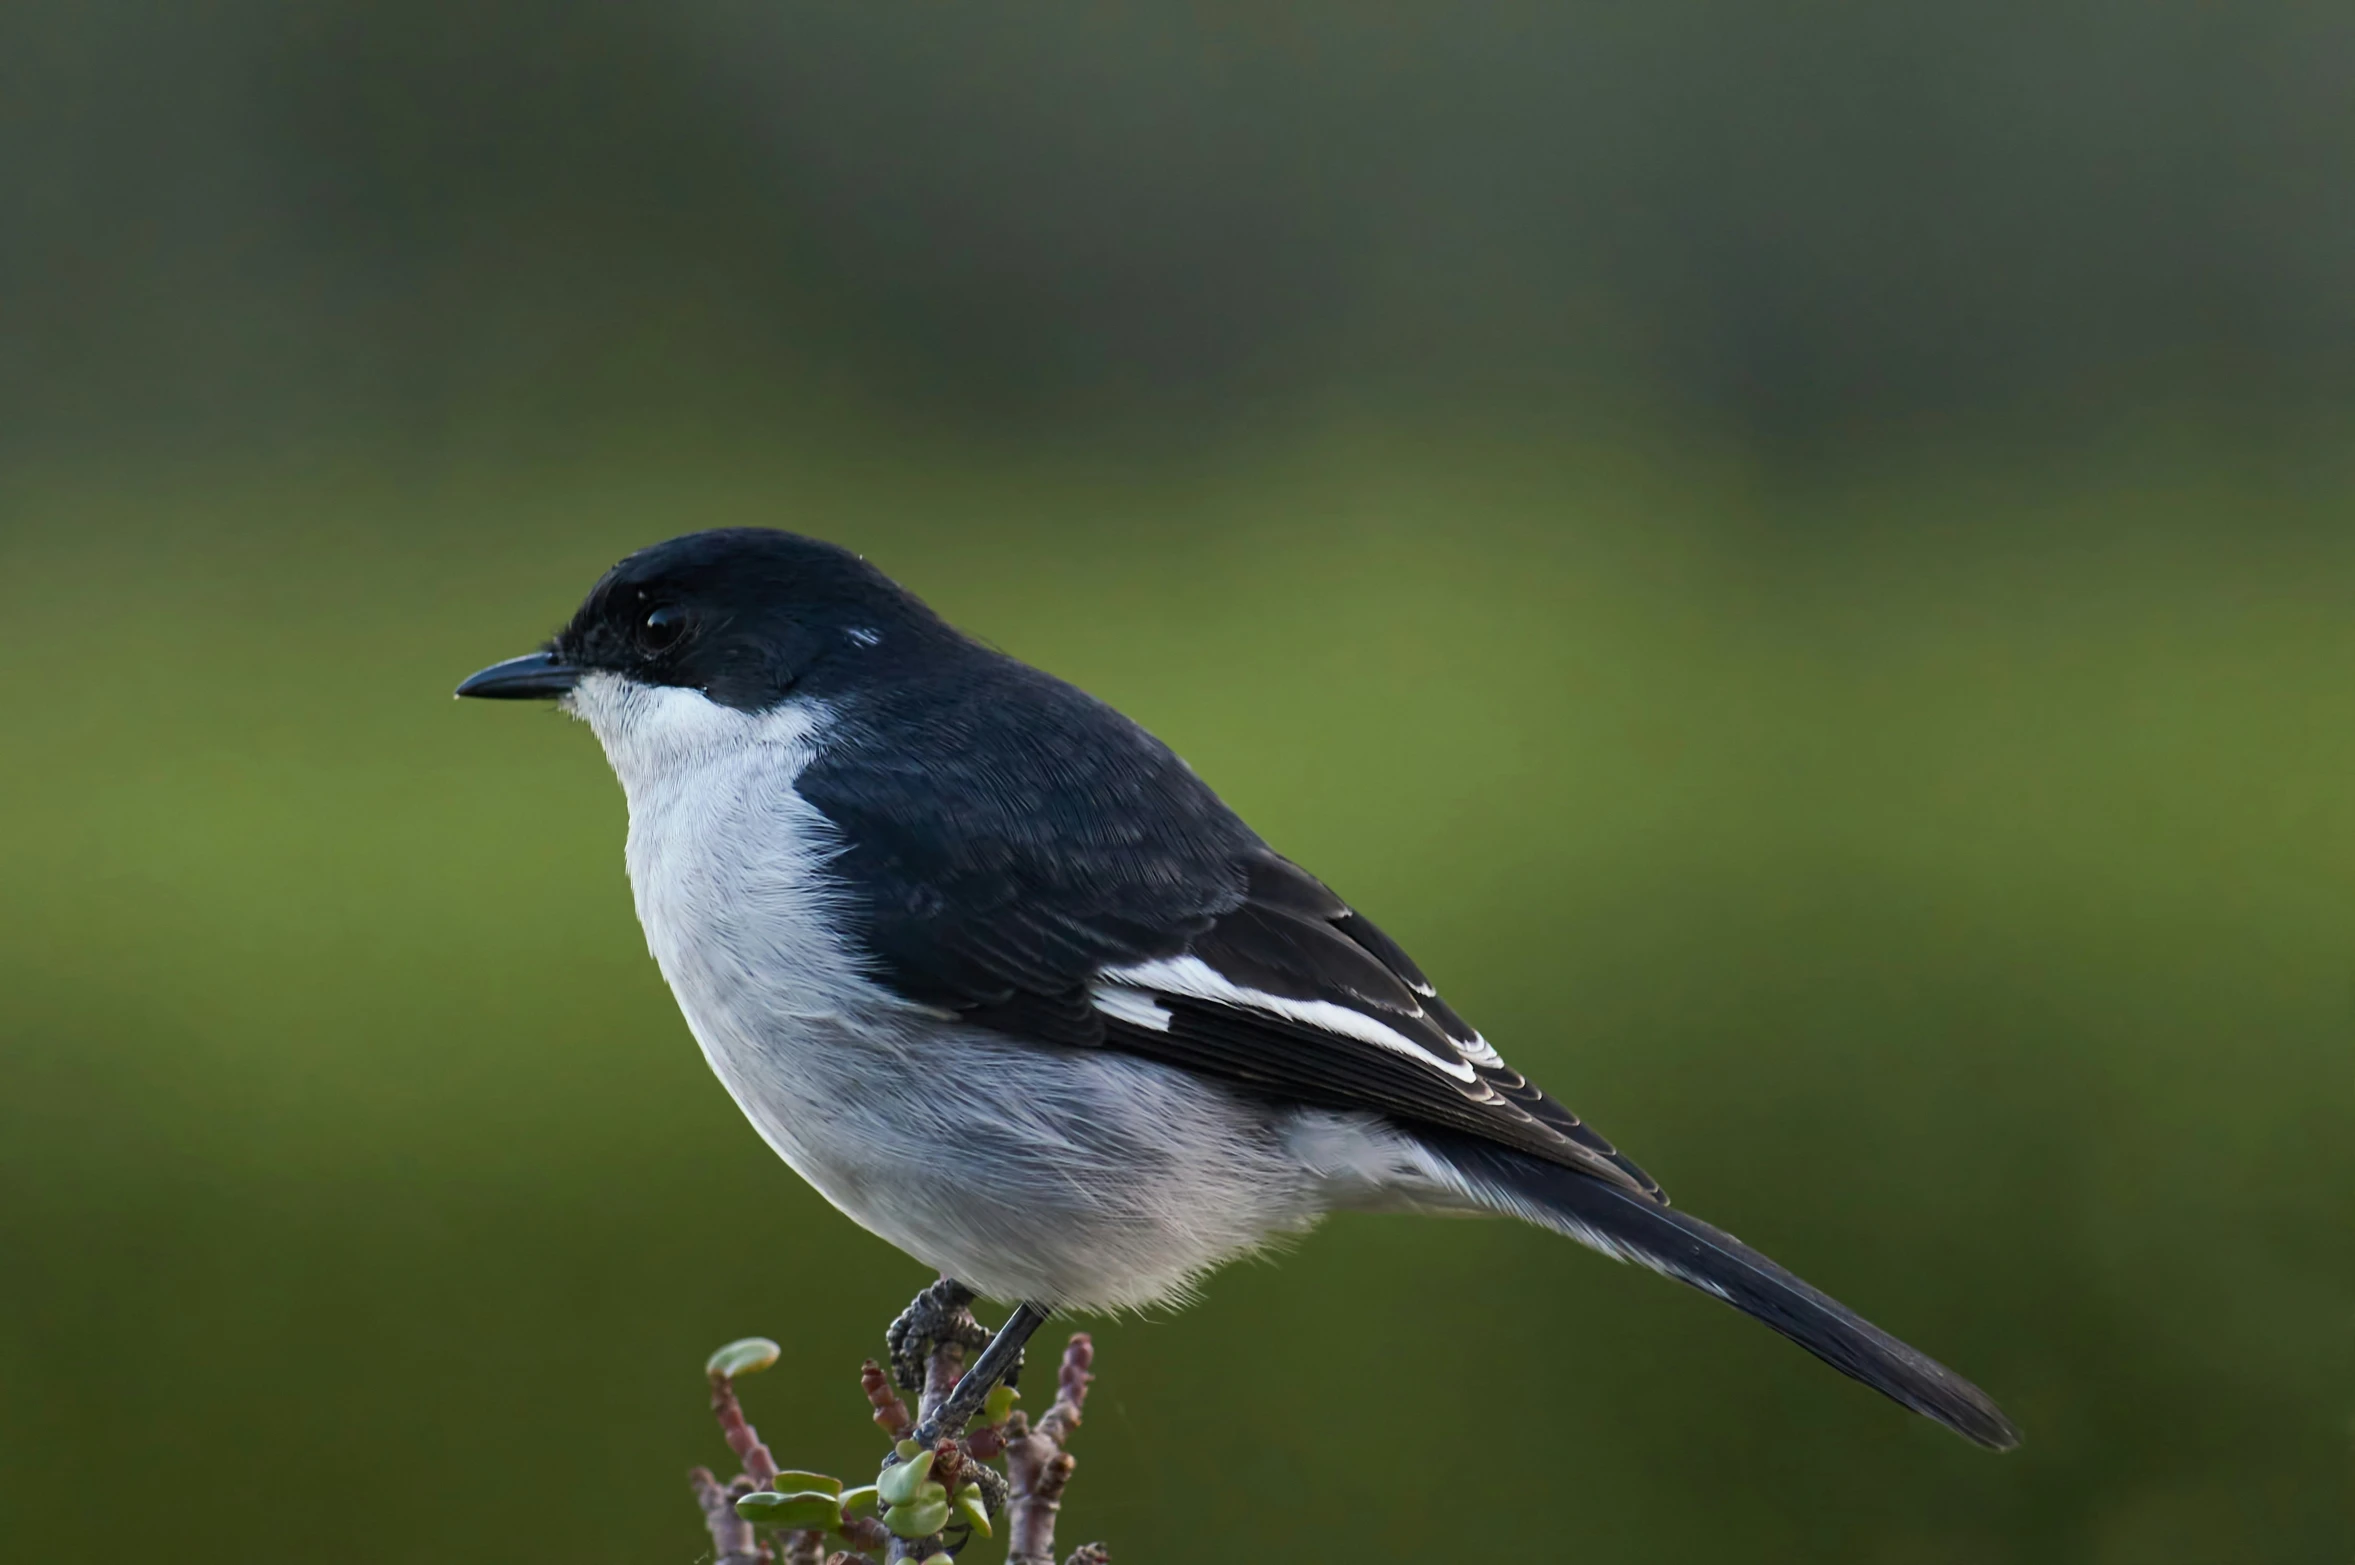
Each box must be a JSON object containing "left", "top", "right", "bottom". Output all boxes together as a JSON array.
[
  {"left": 1085, "top": 852, "right": 1662, "bottom": 1200},
  {"left": 797, "top": 667, "right": 1658, "bottom": 1200}
]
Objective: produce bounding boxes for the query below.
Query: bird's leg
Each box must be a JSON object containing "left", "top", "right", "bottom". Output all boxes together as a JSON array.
[
  {"left": 910, "top": 1301, "right": 1052, "bottom": 1448},
  {"left": 885, "top": 1276, "right": 990, "bottom": 1395}
]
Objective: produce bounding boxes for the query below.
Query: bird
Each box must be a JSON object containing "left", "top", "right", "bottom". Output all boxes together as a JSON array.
[{"left": 456, "top": 526, "right": 2018, "bottom": 1451}]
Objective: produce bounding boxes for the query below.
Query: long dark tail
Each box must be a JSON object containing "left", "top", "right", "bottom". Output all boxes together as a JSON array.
[{"left": 1437, "top": 1135, "right": 2020, "bottom": 1449}]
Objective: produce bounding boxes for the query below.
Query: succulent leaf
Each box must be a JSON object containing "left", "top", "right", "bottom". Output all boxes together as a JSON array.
[
  {"left": 883, "top": 1495, "right": 952, "bottom": 1538},
  {"left": 876, "top": 1448, "right": 936, "bottom": 1506},
  {"left": 770, "top": 1470, "right": 843, "bottom": 1497},
  {"left": 733, "top": 1491, "right": 843, "bottom": 1530},
  {"left": 704, "top": 1338, "right": 782, "bottom": 1379}
]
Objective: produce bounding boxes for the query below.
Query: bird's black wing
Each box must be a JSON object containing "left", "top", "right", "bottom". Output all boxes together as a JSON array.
[
  {"left": 1095, "top": 849, "right": 1663, "bottom": 1199},
  {"left": 797, "top": 660, "right": 1661, "bottom": 1200}
]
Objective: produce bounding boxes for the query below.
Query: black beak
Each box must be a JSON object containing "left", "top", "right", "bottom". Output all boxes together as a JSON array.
[{"left": 455, "top": 650, "right": 583, "bottom": 701}]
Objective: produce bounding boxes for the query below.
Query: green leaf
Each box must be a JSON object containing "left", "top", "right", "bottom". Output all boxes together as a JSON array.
[
  {"left": 733, "top": 1491, "right": 843, "bottom": 1531},
  {"left": 919, "top": 1554, "right": 955, "bottom": 1565},
  {"left": 982, "top": 1383, "right": 1019, "bottom": 1426},
  {"left": 893, "top": 1438, "right": 922, "bottom": 1461},
  {"left": 770, "top": 1470, "right": 842, "bottom": 1497},
  {"left": 875, "top": 1449, "right": 935, "bottom": 1506},
  {"left": 883, "top": 1495, "right": 952, "bottom": 1539},
  {"left": 704, "top": 1338, "right": 781, "bottom": 1379},
  {"left": 953, "top": 1483, "right": 992, "bottom": 1537},
  {"left": 838, "top": 1485, "right": 879, "bottom": 1513}
]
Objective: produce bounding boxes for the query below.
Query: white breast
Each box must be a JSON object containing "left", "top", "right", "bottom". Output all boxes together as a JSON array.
[{"left": 563, "top": 674, "right": 909, "bottom": 1105}]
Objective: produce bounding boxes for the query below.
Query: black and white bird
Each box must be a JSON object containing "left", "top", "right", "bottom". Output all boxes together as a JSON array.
[{"left": 457, "top": 527, "right": 2017, "bottom": 1450}]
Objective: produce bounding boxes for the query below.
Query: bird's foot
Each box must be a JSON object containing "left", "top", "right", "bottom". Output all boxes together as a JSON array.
[{"left": 885, "top": 1277, "right": 991, "bottom": 1395}]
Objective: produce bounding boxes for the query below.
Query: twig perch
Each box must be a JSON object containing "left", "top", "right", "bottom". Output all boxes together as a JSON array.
[
  {"left": 711, "top": 1357, "right": 783, "bottom": 1488},
  {"left": 1003, "top": 1335, "right": 1094, "bottom": 1565},
  {"left": 689, "top": 1467, "right": 768, "bottom": 1565},
  {"left": 688, "top": 1305, "right": 1107, "bottom": 1565}
]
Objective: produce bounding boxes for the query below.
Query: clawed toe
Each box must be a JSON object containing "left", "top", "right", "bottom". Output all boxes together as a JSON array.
[{"left": 885, "top": 1276, "right": 989, "bottom": 1394}]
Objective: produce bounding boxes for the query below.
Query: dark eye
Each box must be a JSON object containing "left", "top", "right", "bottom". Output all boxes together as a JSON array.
[{"left": 640, "top": 604, "right": 687, "bottom": 651}]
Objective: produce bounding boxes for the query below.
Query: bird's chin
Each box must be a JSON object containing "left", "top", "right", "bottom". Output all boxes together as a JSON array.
[
  {"left": 559, "top": 669, "right": 641, "bottom": 734},
  {"left": 565, "top": 672, "right": 829, "bottom": 798}
]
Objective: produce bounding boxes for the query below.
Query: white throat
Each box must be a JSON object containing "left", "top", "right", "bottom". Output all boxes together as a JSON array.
[
  {"left": 559, "top": 668, "right": 879, "bottom": 1062},
  {"left": 562, "top": 671, "right": 828, "bottom": 803},
  {"left": 559, "top": 669, "right": 842, "bottom": 983}
]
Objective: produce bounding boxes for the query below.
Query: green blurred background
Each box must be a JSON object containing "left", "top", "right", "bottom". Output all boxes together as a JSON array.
[{"left": 4, "top": 5, "right": 2352, "bottom": 1560}]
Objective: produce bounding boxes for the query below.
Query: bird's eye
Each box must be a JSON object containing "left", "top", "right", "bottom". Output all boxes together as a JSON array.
[{"left": 640, "top": 604, "right": 687, "bottom": 651}]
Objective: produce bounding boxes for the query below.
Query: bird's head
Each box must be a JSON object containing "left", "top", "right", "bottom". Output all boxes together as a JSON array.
[
  {"left": 456, "top": 528, "right": 944, "bottom": 714},
  {"left": 456, "top": 528, "right": 952, "bottom": 786}
]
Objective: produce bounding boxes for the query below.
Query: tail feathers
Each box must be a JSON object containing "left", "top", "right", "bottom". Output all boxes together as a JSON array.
[{"left": 1438, "top": 1136, "right": 2020, "bottom": 1450}]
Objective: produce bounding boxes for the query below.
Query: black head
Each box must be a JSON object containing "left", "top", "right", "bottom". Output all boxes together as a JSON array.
[{"left": 455, "top": 529, "right": 948, "bottom": 710}]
